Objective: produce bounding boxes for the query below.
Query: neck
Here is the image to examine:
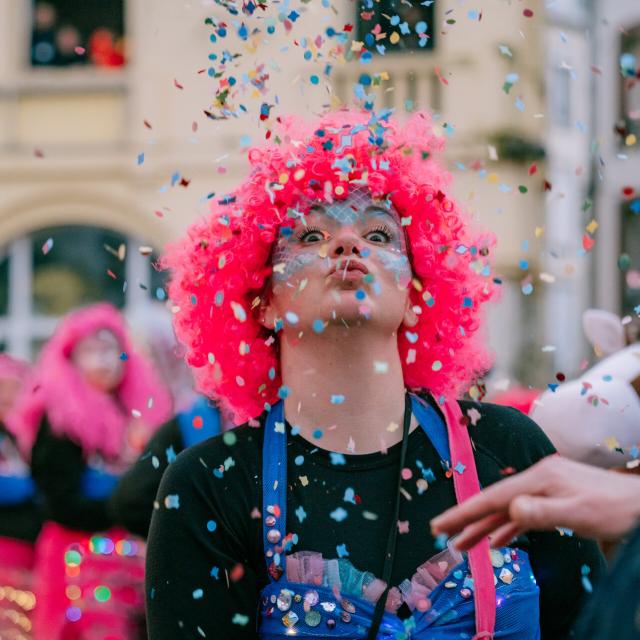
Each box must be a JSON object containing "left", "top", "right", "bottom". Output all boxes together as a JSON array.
[{"left": 280, "top": 324, "right": 415, "bottom": 454}]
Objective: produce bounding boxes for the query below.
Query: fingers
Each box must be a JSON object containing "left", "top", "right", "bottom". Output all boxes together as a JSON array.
[
  {"left": 450, "top": 512, "right": 510, "bottom": 551},
  {"left": 487, "top": 521, "right": 523, "bottom": 548},
  {"left": 431, "top": 467, "right": 541, "bottom": 536},
  {"left": 508, "top": 495, "right": 576, "bottom": 533}
]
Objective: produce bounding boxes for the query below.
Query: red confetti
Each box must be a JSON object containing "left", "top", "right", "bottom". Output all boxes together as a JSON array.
[
  {"left": 179, "top": 177, "right": 191, "bottom": 187},
  {"left": 230, "top": 564, "right": 245, "bottom": 582},
  {"left": 622, "top": 186, "right": 635, "bottom": 198},
  {"left": 555, "top": 372, "right": 566, "bottom": 382},
  {"left": 543, "top": 180, "right": 552, "bottom": 191},
  {"left": 154, "top": 210, "right": 164, "bottom": 218},
  {"left": 434, "top": 66, "right": 449, "bottom": 86},
  {"left": 343, "top": 24, "right": 353, "bottom": 32},
  {"left": 193, "top": 416, "right": 203, "bottom": 429},
  {"left": 582, "top": 233, "right": 595, "bottom": 251},
  {"left": 34, "top": 148, "right": 44, "bottom": 158},
  {"left": 143, "top": 120, "right": 153, "bottom": 129},
  {"left": 107, "top": 270, "right": 117, "bottom": 280},
  {"left": 174, "top": 78, "right": 184, "bottom": 90},
  {"left": 500, "top": 467, "right": 516, "bottom": 476},
  {"left": 528, "top": 162, "right": 537, "bottom": 176},
  {"left": 523, "top": 8, "right": 534, "bottom": 17}
]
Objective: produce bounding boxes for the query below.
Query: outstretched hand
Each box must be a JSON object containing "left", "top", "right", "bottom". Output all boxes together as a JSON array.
[{"left": 431, "top": 455, "right": 640, "bottom": 550}]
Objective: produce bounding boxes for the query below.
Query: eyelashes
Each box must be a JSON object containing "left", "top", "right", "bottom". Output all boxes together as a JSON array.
[{"left": 295, "top": 224, "right": 395, "bottom": 244}]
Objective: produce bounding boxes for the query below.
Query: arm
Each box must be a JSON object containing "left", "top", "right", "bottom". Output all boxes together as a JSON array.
[
  {"left": 146, "top": 442, "right": 263, "bottom": 639},
  {"left": 30, "top": 419, "right": 113, "bottom": 531},
  {"left": 109, "top": 417, "right": 183, "bottom": 538}
]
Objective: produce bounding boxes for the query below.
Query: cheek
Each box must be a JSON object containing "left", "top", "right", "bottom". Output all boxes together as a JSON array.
[
  {"left": 374, "top": 248, "right": 412, "bottom": 287},
  {"left": 271, "top": 244, "right": 321, "bottom": 283}
]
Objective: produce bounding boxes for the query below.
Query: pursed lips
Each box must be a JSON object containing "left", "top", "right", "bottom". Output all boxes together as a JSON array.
[{"left": 327, "top": 258, "right": 370, "bottom": 279}]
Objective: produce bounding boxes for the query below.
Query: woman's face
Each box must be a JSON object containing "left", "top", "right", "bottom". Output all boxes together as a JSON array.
[
  {"left": 0, "top": 377, "right": 22, "bottom": 422},
  {"left": 71, "top": 330, "right": 125, "bottom": 393},
  {"left": 266, "top": 190, "right": 415, "bottom": 334}
]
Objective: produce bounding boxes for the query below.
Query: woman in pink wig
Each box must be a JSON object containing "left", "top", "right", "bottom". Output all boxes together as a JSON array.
[
  {"left": 8, "top": 302, "right": 172, "bottom": 639},
  {"left": 146, "top": 109, "right": 603, "bottom": 639},
  {"left": 0, "top": 354, "right": 39, "bottom": 639}
]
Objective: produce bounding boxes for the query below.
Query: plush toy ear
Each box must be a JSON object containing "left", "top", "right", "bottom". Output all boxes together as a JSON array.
[{"left": 582, "top": 309, "right": 626, "bottom": 356}]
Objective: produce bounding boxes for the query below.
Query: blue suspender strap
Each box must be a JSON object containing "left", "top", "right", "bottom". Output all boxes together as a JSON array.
[
  {"left": 262, "top": 401, "right": 288, "bottom": 582},
  {"left": 410, "top": 394, "right": 451, "bottom": 464}
]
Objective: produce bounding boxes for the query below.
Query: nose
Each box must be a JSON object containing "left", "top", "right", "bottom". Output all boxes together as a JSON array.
[{"left": 330, "top": 229, "right": 361, "bottom": 257}]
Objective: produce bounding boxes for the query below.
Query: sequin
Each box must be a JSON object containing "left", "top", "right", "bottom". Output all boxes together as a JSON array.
[
  {"left": 320, "top": 601, "right": 336, "bottom": 613},
  {"left": 276, "top": 590, "right": 293, "bottom": 611},
  {"left": 339, "top": 599, "right": 354, "bottom": 614},
  {"left": 460, "top": 588, "right": 472, "bottom": 599},
  {"left": 267, "top": 529, "right": 282, "bottom": 544},
  {"left": 499, "top": 568, "right": 514, "bottom": 584},
  {"left": 340, "top": 611, "right": 352, "bottom": 623},
  {"left": 265, "top": 515, "right": 276, "bottom": 527},
  {"left": 490, "top": 549, "right": 505, "bottom": 568},
  {"left": 326, "top": 618, "right": 336, "bottom": 629},
  {"left": 304, "top": 590, "right": 319, "bottom": 607},
  {"left": 282, "top": 611, "right": 299, "bottom": 628},
  {"left": 444, "top": 581, "right": 457, "bottom": 589},
  {"left": 305, "top": 610, "right": 321, "bottom": 627}
]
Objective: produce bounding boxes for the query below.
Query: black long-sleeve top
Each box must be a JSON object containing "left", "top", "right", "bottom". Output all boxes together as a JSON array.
[
  {"left": 146, "top": 399, "right": 606, "bottom": 639},
  {"left": 0, "top": 424, "right": 42, "bottom": 542},
  {"left": 109, "top": 417, "right": 183, "bottom": 538},
  {"left": 30, "top": 416, "right": 115, "bottom": 531}
]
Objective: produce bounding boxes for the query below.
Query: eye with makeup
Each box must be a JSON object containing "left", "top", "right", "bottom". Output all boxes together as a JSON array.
[
  {"left": 296, "top": 226, "right": 326, "bottom": 244},
  {"left": 364, "top": 224, "right": 394, "bottom": 244}
]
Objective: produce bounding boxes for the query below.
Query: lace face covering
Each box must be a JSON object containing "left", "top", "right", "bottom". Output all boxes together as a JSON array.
[{"left": 271, "top": 188, "right": 412, "bottom": 288}]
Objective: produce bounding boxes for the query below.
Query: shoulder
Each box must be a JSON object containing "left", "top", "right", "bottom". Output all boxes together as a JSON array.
[
  {"left": 459, "top": 400, "right": 556, "bottom": 471},
  {"left": 161, "top": 420, "right": 265, "bottom": 491}
]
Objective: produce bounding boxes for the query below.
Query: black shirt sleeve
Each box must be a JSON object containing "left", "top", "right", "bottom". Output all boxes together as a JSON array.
[
  {"left": 109, "top": 417, "right": 183, "bottom": 538},
  {"left": 30, "top": 417, "right": 114, "bottom": 532},
  {"left": 145, "top": 430, "right": 265, "bottom": 640},
  {"left": 466, "top": 402, "right": 607, "bottom": 639}
]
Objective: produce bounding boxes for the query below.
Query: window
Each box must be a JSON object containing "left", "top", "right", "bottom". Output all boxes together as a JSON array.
[
  {"left": 619, "top": 25, "right": 640, "bottom": 146},
  {"left": 30, "top": 0, "right": 125, "bottom": 68},
  {"left": 356, "top": 0, "right": 435, "bottom": 54},
  {"left": 0, "top": 225, "right": 164, "bottom": 360},
  {"left": 621, "top": 199, "right": 640, "bottom": 316}
]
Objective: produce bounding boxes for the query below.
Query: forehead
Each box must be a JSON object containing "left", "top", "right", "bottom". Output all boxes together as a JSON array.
[
  {"left": 301, "top": 191, "right": 400, "bottom": 226},
  {"left": 76, "top": 330, "right": 120, "bottom": 349}
]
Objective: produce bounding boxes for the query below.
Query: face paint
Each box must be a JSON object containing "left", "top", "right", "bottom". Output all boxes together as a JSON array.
[{"left": 271, "top": 188, "right": 411, "bottom": 286}]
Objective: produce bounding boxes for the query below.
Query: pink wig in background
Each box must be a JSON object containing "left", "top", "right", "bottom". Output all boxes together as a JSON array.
[
  {"left": 0, "top": 354, "right": 31, "bottom": 383},
  {"left": 163, "top": 109, "right": 498, "bottom": 424},
  {"left": 6, "top": 303, "right": 173, "bottom": 459}
]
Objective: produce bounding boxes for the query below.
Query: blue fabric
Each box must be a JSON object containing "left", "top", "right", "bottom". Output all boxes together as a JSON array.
[
  {"left": 177, "top": 396, "right": 221, "bottom": 449},
  {"left": 81, "top": 466, "right": 119, "bottom": 500},
  {"left": 259, "top": 395, "right": 541, "bottom": 639},
  {"left": 0, "top": 474, "right": 36, "bottom": 505}
]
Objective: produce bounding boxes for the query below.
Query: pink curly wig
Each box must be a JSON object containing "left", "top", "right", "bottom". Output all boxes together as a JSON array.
[
  {"left": 6, "top": 303, "right": 173, "bottom": 459},
  {"left": 163, "top": 109, "right": 498, "bottom": 424}
]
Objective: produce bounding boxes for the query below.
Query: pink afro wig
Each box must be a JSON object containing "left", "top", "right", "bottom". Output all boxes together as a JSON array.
[
  {"left": 163, "top": 109, "right": 498, "bottom": 424},
  {"left": 7, "top": 303, "right": 173, "bottom": 459}
]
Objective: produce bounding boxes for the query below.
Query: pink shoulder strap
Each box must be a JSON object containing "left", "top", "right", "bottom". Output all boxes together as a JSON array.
[{"left": 441, "top": 400, "right": 496, "bottom": 639}]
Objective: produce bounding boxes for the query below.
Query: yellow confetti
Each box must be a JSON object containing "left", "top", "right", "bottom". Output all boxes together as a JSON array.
[
  {"left": 534, "top": 226, "right": 545, "bottom": 238},
  {"left": 586, "top": 219, "right": 599, "bottom": 234},
  {"left": 626, "top": 133, "right": 637, "bottom": 146}
]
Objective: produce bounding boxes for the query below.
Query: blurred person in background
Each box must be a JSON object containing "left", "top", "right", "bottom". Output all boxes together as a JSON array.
[
  {"left": 110, "top": 308, "right": 232, "bottom": 538},
  {"left": 7, "top": 303, "right": 172, "bottom": 640},
  {"left": 0, "top": 354, "right": 39, "bottom": 640}
]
